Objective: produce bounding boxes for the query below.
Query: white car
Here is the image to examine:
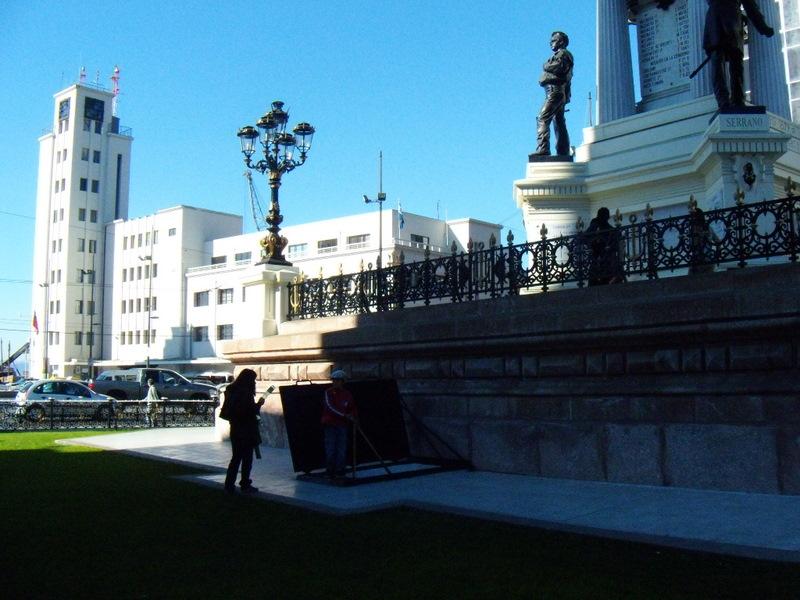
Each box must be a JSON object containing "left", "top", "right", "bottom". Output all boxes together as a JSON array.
[{"left": 16, "top": 379, "right": 116, "bottom": 422}]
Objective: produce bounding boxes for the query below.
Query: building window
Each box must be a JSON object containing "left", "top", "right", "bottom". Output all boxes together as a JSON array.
[
  {"left": 81, "top": 148, "right": 89, "bottom": 161},
  {"left": 59, "top": 208, "right": 64, "bottom": 221},
  {"left": 87, "top": 332, "right": 94, "bottom": 346},
  {"left": 53, "top": 210, "right": 58, "bottom": 223},
  {"left": 211, "top": 255, "right": 226, "bottom": 265},
  {"left": 80, "top": 178, "right": 88, "bottom": 192},
  {"left": 121, "top": 300, "right": 126, "bottom": 314},
  {"left": 152, "top": 264, "right": 158, "bottom": 278},
  {"left": 56, "top": 300, "right": 60, "bottom": 313},
  {"left": 88, "top": 239, "right": 97, "bottom": 254},
  {"left": 136, "top": 299, "right": 142, "bottom": 312},
  {"left": 128, "top": 267, "right": 134, "bottom": 280},
  {"left": 217, "top": 288, "right": 234, "bottom": 304},
  {"left": 193, "top": 326, "right": 208, "bottom": 342},
  {"left": 127, "top": 331, "right": 133, "bottom": 345},
  {"left": 288, "top": 243, "right": 308, "bottom": 258},
  {"left": 75, "top": 332, "right": 83, "bottom": 345},
  {"left": 144, "top": 297, "right": 150, "bottom": 312},
  {"left": 123, "top": 237, "right": 128, "bottom": 250},
  {"left": 137, "top": 233, "right": 142, "bottom": 247},
  {"left": 91, "top": 180, "right": 99, "bottom": 193},
  {"left": 61, "top": 178, "right": 66, "bottom": 192},
  {"left": 87, "top": 301, "right": 95, "bottom": 315},
  {"left": 143, "top": 330, "right": 150, "bottom": 344},
  {"left": 234, "top": 251, "right": 252, "bottom": 262},
  {"left": 54, "top": 181, "right": 59, "bottom": 194},
  {"left": 76, "top": 300, "right": 83, "bottom": 314},
  {"left": 58, "top": 239, "right": 62, "bottom": 252},
  {"left": 78, "top": 208, "right": 86, "bottom": 221},
  {"left": 136, "top": 266, "right": 142, "bottom": 280},
  {"left": 152, "top": 230, "right": 159, "bottom": 244},
  {"left": 78, "top": 238, "right": 85, "bottom": 252},
  {"left": 317, "top": 238, "right": 338, "bottom": 254},
  {"left": 144, "top": 264, "right": 150, "bottom": 279},
  {"left": 145, "top": 231, "right": 150, "bottom": 246},
  {"left": 52, "top": 240, "right": 57, "bottom": 253},
  {"left": 57, "top": 270, "right": 61, "bottom": 283},
  {"left": 135, "top": 331, "right": 141, "bottom": 345},
  {"left": 194, "top": 291, "right": 209, "bottom": 307},
  {"left": 90, "top": 210, "right": 97, "bottom": 223},
  {"left": 346, "top": 234, "right": 370, "bottom": 249},
  {"left": 93, "top": 150, "right": 101, "bottom": 163},
  {"left": 130, "top": 235, "right": 135, "bottom": 247},
  {"left": 151, "top": 296, "right": 157, "bottom": 311},
  {"left": 410, "top": 234, "right": 430, "bottom": 246},
  {"left": 128, "top": 299, "right": 134, "bottom": 313},
  {"left": 168, "top": 228, "right": 176, "bottom": 236},
  {"left": 217, "top": 324, "right": 233, "bottom": 340},
  {"left": 58, "top": 99, "right": 70, "bottom": 132},
  {"left": 83, "top": 119, "right": 92, "bottom": 132},
  {"left": 120, "top": 333, "right": 125, "bottom": 346},
  {"left": 56, "top": 151, "right": 61, "bottom": 164}
]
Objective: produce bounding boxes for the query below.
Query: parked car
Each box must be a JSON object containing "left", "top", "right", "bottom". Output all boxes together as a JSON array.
[
  {"left": 16, "top": 379, "right": 116, "bottom": 422},
  {"left": 89, "top": 368, "right": 218, "bottom": 414}
]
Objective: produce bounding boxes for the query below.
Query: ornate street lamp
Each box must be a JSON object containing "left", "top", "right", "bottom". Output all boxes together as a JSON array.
[{"left": 238, "top": 101, "right": 315, "bottom": 265}]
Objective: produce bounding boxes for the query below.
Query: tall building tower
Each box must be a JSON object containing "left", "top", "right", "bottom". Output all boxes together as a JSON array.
[
  {"left": 30, "top": 75, "right": 133, "bottom": 378},
  {"left": 779, "top": 0, "right": 800, "bottom": 121}
]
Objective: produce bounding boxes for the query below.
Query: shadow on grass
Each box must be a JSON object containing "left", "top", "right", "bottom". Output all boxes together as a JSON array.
[{"left": 0, "top": 431, "right": 798, "bottom": 599}]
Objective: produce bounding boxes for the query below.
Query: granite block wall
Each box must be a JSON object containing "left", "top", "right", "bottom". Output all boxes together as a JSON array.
[{"left": 224, "top": 263, "right": 800, "bottom": 495}]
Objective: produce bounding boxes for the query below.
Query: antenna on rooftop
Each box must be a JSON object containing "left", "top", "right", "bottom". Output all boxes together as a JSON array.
[
  {"left": 111, "top": 66, "right": 121, "bottom": 116},
  {"left": 79, "top": 66, "right": 86, "bottom": 83},
  {"left": 587, "top": 91, "right": 594, "bottom": 127}
]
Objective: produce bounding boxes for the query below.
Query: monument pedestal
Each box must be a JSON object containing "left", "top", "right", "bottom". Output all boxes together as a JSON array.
[
  {"left": 515, "top": 96, "right": 798, "bottom": 241},
  {"left": 240, "top": 264, "right": 300, "bottom": 338}
]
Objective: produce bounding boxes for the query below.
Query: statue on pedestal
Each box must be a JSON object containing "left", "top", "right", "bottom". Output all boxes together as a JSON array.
[
  {"left": 531, "top": 31, "right": 573, "bottom": 159},
  {"left": 703, "top": 0, "right": 774, "bottom": 110}
]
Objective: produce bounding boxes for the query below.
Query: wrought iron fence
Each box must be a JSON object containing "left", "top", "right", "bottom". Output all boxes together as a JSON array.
[
  {"left": 287, "top": 195, "right": 800, "bottom": 320},
  {"left": 0, "top": 398, "right": 217, "bottom": 432}
]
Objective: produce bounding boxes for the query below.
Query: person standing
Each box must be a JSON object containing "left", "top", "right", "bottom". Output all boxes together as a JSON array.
[
  {"left": 223, "top": 369, "right": 264, "bottom": 494},
  {"left": 321, "top": 370, "right": 357, "bottom": 480},
  {"left": 532, "top": 31, "right": 573, "bottom": 157},
  {"left": 703, "top": 0, "right": 774, "bottom": 110},
  {"left": 144, "top": 378, "right": 160, "bottom": 428}
]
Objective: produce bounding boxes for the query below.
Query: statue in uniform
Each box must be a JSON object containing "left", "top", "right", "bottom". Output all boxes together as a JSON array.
[
  {"left": 703, "top": 0, "right": 774, "bottom": 109},
  {"left": 532, "top": 31, "right": 573, "bottom": 158}
]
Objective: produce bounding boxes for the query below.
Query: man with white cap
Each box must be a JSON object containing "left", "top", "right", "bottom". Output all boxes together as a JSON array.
[{"left": 321, "top": 369, "right": 357, "bottom": 479}]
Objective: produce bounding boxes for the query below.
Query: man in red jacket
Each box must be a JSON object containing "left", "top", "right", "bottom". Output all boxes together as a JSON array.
[{"left": 321, "top": 370, "right": 357, "bottom": 479}]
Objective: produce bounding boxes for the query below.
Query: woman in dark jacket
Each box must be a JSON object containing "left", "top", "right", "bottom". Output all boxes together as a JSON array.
[{"left": 223, "top": 369, "right": 264, "bottom": 493}]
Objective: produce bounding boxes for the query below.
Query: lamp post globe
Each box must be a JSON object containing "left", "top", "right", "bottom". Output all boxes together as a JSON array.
[{"left": 238, "top": 101, "right": 315, "bottom": 265}]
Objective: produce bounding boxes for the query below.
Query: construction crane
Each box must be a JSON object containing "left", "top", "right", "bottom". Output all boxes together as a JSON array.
[{"left": 244, "top": 170, "right": 266, "bottom": 231}]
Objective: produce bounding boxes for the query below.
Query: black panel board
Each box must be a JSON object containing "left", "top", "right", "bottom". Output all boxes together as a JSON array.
[{"left": 279, "top": 379, "right": 409, "bottom": 474}]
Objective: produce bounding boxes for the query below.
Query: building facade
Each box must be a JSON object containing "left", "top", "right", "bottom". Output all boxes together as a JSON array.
[
  {"left": 29, "top": 82, "right": 132, "bottom": 378},
  {"left": 29, "top": 83, "right": 500, "bottom": 378}
]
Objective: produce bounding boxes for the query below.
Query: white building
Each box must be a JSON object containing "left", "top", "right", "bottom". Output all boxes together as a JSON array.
[
  {"left": 28, "top": 81, "right": 500, "bottom": 378},
  {"left": 779, "top": 0, "right": 800, "bottom": 121},
  {"left": 182, "top": 209, "right": 501, "bottom": 364},
  {"left": 30, "top": 81, "right": 132, "bottom": 378}
]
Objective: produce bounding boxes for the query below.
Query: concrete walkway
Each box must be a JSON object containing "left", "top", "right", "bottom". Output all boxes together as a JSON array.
[{"left": 60, "top": 428, "right": 800, "bottom": 563}]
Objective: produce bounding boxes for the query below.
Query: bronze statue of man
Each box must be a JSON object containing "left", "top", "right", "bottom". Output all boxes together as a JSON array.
[
  {"left": 532, "top": 31, "right": 573, "bottom": 157},
  {"left": 703, "top": 0, "right": 774, "bottom": 109}
]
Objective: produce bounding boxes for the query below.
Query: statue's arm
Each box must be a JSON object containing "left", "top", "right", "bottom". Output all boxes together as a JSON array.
[{"left": 742, "top": 0, "right": 775, "bottom": 37}]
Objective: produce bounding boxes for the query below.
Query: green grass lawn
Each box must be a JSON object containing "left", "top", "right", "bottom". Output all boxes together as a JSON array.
[{"left": 1, "top": 431, "right": 797, "bottom": 599}]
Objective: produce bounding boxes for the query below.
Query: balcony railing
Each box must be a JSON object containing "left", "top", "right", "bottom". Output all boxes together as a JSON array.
[{"left": 287, "top": 195, "right": 800, "bottom": 320}]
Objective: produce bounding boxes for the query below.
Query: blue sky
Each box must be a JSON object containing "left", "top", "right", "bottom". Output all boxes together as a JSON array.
[{"left": 0, "top": 0, "right": 597, "bottom": 364}]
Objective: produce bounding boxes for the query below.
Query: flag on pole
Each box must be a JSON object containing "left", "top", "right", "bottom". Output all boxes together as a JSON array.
[
  {"left": 398, "top": 202, "right": 405, "bottom": 230},
  {"left": 32, "top": 312, "right": 39, "bottom": 335}
]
